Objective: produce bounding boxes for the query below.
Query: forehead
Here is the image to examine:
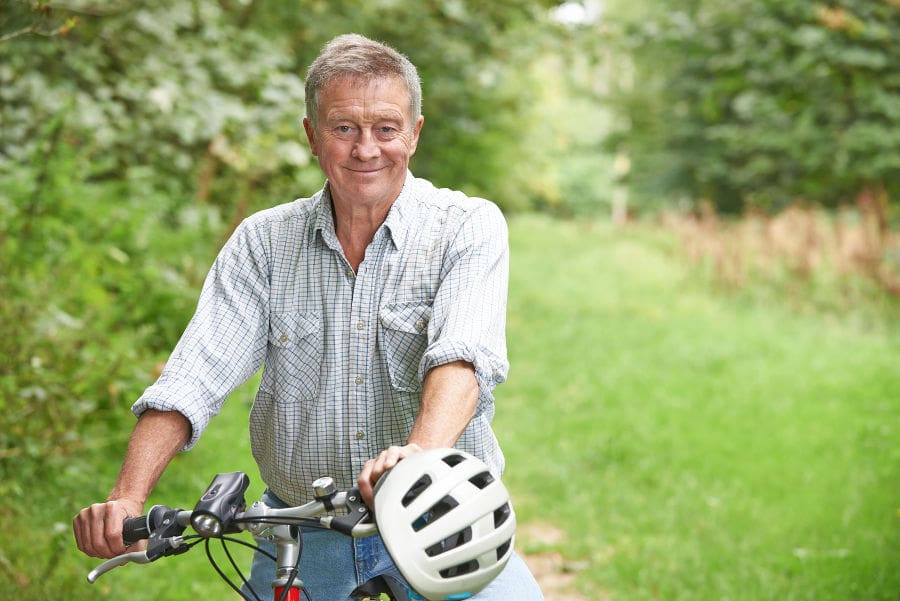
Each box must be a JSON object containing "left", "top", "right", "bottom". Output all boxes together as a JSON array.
[{"left": 318, "top": 76, "right": 411, "bottom": 121}]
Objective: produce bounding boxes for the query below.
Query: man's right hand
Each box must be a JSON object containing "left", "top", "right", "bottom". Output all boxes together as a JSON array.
[{"left": 73, "top": 498, "right": 144, "bottom": 559}]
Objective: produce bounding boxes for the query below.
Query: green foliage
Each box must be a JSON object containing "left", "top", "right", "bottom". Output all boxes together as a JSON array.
[
  {"left": 0, "top": 0, "right": 588, "bottom": 215},
  {"left": 242, "top": 0, "right": 579, "bottom": 212},
  {"left": 606, "top": 0, "right": 900, "bottom": 212},
  {"left": 0, "top": 132, "right": 211, "bottom": 490},
  {"left": 0, "top": 0, "right": 313, "bottom": 218},
  {"left": 0, "top": 0, "right": 80, "bottom": 43}
]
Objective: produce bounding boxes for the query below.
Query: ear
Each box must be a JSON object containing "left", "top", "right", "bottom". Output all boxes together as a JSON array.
[
  {"left": 409, "top": 115, "right": 424, "bottom": 155},
  {"left": 303, "top": 117, "right": 319, "bottom": 156}
]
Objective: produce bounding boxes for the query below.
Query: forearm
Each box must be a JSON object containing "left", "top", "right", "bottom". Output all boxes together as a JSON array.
[
  {"left": 74, "top": 409, "right": 191, "bottom": 558},
  {"left": 108, "top": 409, "right": 191, "bottom": 504},
  {"left": 407, "top": 360, "right": 479, "bottom": 448},
  {"left": 357, "top": 361, "right": 478, "bottom": 505}
]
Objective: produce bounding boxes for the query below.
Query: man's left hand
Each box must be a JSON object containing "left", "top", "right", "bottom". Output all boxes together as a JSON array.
[{"left": 357, "top": 443, "right": 424, "bottom": 507}]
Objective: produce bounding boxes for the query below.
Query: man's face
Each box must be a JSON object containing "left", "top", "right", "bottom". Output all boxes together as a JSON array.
[{"left": 304, "top": 76, "right": 423, "bottom": 209}]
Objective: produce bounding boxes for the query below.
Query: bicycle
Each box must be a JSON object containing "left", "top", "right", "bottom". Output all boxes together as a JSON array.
[
  {"left": 86, "top": 470, "right": 408, "bottom": 601},
  {"left": 85, "top": 448, "right": 517, "bottom": 601}
]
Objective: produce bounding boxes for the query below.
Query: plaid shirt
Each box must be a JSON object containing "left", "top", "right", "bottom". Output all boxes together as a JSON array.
[{"left": 133, "top": 172, "right": 509, "bottom": 504}]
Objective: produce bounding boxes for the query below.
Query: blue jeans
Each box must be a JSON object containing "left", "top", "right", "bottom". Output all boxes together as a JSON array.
[{"left": 241, "top": 490, "right": 544, "bottom": 601}]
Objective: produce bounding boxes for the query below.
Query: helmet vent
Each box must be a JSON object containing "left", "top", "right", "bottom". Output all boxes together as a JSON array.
[
  {"left": 496, "top": 538, "right": 512, "bottom": 560},
  {"left": 468, "top": 471, "right": 495, "bottom": 489},
  {"left": 402, "top": 475, "right": 432, "bottom": 507},
  {"left": 412, "top": 495, "right": 459, "bottom": 531},
  {"left": 425, "top": 526, "right": 473, "bottom": 556},
  {"left": 442, "top": 453, "right": 466, "bottom": 467},
  {"left": 439, "top": 559, "right": 479, "bottom": 579},
  {"left": 493, "top": 503, "right": 511, "bottom": 528}
]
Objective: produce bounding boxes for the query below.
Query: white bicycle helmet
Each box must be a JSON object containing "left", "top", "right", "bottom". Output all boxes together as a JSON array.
[{"left": 374, "top": 448, "right": 516, "bottom": 601}]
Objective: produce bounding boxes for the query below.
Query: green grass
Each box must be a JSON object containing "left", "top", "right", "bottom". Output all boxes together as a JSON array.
[
  {"left": 4, "top": 215, "right": 898, "bottom": 600},
  {"left": 497, "top": 215, "right": 900, "bottom": 600}
]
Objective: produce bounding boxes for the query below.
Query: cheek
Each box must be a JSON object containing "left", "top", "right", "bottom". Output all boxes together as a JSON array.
[
  {"left": 389, "top": 138, "right": 417, "bottom": 159},
  {"left": 317, "top": 138, "right": 346, "bottom": 160}
]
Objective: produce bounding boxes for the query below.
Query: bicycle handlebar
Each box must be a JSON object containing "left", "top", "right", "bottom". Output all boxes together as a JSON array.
[{"left": 87, "top": 472, "right": 377, "bottom": 584}]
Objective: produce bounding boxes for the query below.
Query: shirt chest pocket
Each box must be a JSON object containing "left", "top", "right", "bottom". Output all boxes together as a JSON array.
[
  {"left": 266, "top": 311, "right": 322, "bottom": 401},
  {"left": 379, "top": 302, "right": 431, "bottom": 392}
]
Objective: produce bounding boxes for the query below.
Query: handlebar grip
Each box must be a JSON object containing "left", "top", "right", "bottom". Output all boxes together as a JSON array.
[
  {"left": 122, "top": 505, "right": 174, "bottom": 546},
  {"left": 122, "top": 515, "right": 150, "bottom": 546}
]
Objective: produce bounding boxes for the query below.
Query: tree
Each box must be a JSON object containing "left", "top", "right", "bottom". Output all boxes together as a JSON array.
[{"left": 607, "top": 0, "right": 900, "bottom": 213}]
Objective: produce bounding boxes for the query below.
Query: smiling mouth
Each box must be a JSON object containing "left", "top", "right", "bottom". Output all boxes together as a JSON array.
[{"left": 346, "top": 165, "right": 386, "bottom": 174}]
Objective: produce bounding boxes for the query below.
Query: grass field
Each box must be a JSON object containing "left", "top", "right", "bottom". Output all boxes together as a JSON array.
[
  {"left": 7, "top": 215, "right": 898, "bottom": 600},
  {"left": 499, "top": 215, "right": 899, "bottom": 600}
]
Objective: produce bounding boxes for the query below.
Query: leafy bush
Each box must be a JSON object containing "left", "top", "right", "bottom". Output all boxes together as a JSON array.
[
  {"left": 0, "top": 0, "right": 313, "bottom": 218},
  {"left": 606, "top": 0, "right": 900, "bottom": 213},
  {"left": 0, "top": 125, "right": 217, "bottom": 494}
]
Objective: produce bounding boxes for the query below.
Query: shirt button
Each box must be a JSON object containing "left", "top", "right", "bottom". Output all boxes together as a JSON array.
[
  {"left": 356, "top": 321, "right": 365, "bottom": 331},
  {"left": 279, "top": 334, "right": 289, "bottom": 343},
  {"left": 355, "top": 430, "right": 366, "bottom": 440},
  {"left": 416, "top": 319, "right": 426, "bottom": 331},
  {"left": 354, "top": 376, "right": 363, "bottom": 385}
]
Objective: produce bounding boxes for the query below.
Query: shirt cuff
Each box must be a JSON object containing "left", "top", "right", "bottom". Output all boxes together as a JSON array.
[
  {"left": 420, "top": 339, "right": 509, "bottom": 410},
  {"left": 131, "top": 378, "right": 213, "bottom": 451}
]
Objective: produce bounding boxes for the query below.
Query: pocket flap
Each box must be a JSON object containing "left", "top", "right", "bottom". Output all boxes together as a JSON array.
[
  {"left": 379, "top": 303, "right": 431, "bottom": 334},
  {"left": 269, "top": 312, "right": 320, "bottom": 347}
]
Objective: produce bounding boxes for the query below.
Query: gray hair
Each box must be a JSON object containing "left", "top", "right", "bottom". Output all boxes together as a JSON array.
[{"left": 305, "top": 34, "right": 422, "bottom": 129}]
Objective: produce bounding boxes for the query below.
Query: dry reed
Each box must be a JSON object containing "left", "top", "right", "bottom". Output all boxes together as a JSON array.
[{"left": 662, "top": 193, "right": 900, "bottom": 300}]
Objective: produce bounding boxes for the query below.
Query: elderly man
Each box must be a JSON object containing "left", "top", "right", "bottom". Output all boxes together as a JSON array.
[{"left": 74, "top": 34, "right": 543, "bottom": 600}]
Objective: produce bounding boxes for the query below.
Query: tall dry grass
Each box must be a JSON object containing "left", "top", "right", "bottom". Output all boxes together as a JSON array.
[{"left": 662, "top": 190, "right": 900, "bottom": 300}]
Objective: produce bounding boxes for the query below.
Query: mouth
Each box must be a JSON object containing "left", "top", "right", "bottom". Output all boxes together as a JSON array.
[{"left": 345, "top": 165, "right": 386, "bottom": 174}]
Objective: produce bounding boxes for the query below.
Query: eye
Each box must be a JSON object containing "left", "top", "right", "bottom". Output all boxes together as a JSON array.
[
  {"left": 376, "top": 126, "right": 400, "bottom": 140},
  {"left": 337, "top": 125, "right": 352, "bottom": 133}
]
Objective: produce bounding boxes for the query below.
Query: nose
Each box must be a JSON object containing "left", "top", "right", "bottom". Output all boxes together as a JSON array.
[{"left": 352, "top": 129, "right": 381, "bottom": 161}]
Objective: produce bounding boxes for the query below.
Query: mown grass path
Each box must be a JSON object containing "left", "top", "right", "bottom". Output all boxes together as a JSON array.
[{"left": 499, "top": 215, "right": 899, "bottom": 600}]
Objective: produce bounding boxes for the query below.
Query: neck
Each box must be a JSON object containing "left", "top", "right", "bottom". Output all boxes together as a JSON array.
[{"left": 331, "top": 198, "right": 392, "bottom": 272}]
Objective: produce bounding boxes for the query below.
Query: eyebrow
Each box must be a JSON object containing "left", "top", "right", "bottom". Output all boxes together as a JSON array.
[{"left": 325, "top": 108, "right": 406, "bottom": 125}]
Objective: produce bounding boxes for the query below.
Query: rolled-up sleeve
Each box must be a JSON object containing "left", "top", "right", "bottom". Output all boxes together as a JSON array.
[
  {"left": 132, "top": 218, "right": 271, "bottom": 450},
  {"left": 419, "top": 201, "right": 509, "bottom": 410}
]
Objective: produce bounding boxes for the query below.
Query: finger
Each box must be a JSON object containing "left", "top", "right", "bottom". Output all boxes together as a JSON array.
[
  {"left": 77, "top": 504, "right": 108, "bottom": 558},
  {"left": 403, "top": 442, "right": 423, "bottom": 455},
  {"left": 358, "top": 459, "right": 377, "bottom": 507},
  {"left": 103, "top": 508, "right": 127, "bottom": 557},
  {"left": 371, "top": 449, "right": 390, "bottom": 476},
  {"left": 93, "top": 503, "right": 126, "bottom": 558},
  {"left": 73, "top": 510, "right": 88, "bottom": 555},
  {"left": 374, "top": 445, "right": 407, "bottom": 477},
  {"left": 382, "top": 445, "right": 404, "bottom": 470},
  {"left": 92, "top": 505, "right": 117, "bottom": 558}
]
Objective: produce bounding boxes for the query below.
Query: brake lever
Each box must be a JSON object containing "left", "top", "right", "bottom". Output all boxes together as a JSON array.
[
  {"left": 87, "top": 550, "right": 152, "bottom": 583},
  {"left": 87, "top": 535, "right": 189, "bottom": 584}
]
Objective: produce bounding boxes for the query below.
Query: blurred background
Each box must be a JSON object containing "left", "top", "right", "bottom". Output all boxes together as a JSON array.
[{"left": 1, "top": 1, "right": 897, "bottom": 599}]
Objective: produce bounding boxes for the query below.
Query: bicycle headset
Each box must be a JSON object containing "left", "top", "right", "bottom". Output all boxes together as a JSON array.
[{"left": 373, "top": 448, "right": 516, "bottom": 601}]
